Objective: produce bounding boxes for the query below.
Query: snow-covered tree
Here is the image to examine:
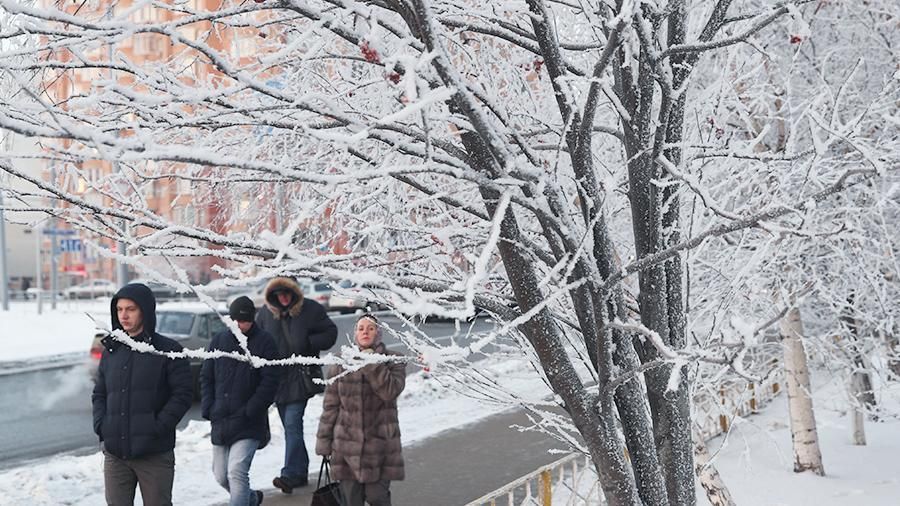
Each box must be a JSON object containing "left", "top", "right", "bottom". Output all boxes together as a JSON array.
[{"left": 1, "top": 0, "right": 898, "bottom": 503}]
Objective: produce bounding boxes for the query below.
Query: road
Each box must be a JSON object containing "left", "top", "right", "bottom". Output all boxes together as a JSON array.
[{"left": 0, "top": 312, "right": 495, "bottom": 471}]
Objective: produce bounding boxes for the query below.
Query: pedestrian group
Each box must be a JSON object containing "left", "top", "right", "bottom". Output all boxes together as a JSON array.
[{"left": 91, "top": 277, "right": 405, "bottom": 506}]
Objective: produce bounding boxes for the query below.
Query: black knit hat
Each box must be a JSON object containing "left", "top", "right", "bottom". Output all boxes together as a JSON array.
[{"left": 229, "top": 296, "right": 256, "bottom": 322}]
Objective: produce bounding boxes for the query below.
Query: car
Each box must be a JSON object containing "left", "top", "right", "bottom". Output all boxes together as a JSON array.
[
  {"left": 25, "top": 287, "right": 64, "bottom": 300},
  {"left": 202, "top": 278, "right": 257, "bottom": 302},
  {"left": 225, "top": 279, "right": 269, "bottom": 308},
  {"left": 328, "top": 280, "right": 384, "bottom": 313},
  {"left": 64, "top": 279, "right": 116, "bottom": 299},
  {"left": 128, "top": 278, "right": 196, "bottom": 302},
  {"left": 89, "top": 305, "right": 230, "bottom": 400},
  {"left": 299, "top": 280, "right": 333, "bottom": 310}
]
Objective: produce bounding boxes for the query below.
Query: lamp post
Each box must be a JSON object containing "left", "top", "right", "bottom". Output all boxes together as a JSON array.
[{"left": 0, "top": 132, "right": 11, "bottom": 310}]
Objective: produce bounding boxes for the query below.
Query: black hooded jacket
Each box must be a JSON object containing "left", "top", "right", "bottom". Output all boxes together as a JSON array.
[
  {"left": 91, "top": 283, "right": 193, "bottom": 459},
  {"left": 200, "top": 323, "right": 280, "bottom": 448}
]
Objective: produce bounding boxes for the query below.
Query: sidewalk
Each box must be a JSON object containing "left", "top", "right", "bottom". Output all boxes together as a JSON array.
[{"left": 224, "top": 409, "right": 563, "bottom": 506}]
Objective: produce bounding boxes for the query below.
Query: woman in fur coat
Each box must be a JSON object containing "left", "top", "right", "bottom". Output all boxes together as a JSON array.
[{"left": 316, "top": 314, "right": 405, "bottom": 506}]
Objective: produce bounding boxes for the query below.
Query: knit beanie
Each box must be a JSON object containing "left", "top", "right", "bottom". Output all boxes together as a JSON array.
[{"left": 229, "top": 296, "right": 256, "bottom": 322}]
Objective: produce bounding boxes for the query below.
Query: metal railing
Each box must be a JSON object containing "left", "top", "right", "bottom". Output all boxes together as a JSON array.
[
  {"left": 466, "top": 453, "right": 603, "bottom": 506},
  {"left": 468, "top": 369, "right": 784, "bottom": 506}
]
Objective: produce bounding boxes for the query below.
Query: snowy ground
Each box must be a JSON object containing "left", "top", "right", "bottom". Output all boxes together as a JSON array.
[
  {"left": 524, "top": 370, "right": 900, "bottom": 506},
  {"left": 0, "top": 299, "right": 234, "bottom": 373},
  {"left": 0, "top": 300, "right": 109, "bottom": 373},
  {"left": 0, "top": 357, "right": 552, "bottom": 505},
  {"left": 704, "top": 372, "right": 900, "bottom": 506},
  {"left": 5, "top": 299, "right": 899, "bottom": 505}
]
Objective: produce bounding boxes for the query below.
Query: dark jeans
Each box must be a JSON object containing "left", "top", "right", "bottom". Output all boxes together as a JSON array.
[
  {"left": 277, "top": 400, "right": 309, "bottom": 479},
  {"left": 103, "top": 447, "right": 175, "bottom": 506},
  {"left": 340, "top": 479, "right": 391, "bottom": 506}
]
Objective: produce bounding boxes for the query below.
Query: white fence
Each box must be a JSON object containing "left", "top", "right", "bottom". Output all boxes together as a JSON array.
[{"left": 466, "top": 369, "right": 784, "bottom": 506}]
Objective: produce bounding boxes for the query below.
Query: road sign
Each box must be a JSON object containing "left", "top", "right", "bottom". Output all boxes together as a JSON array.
[
  {"left": 42, "top": 229, "right": 78, "bottom": 236},
  {"left": 59, "top": 238, "right": 83, "bottom": 252}
]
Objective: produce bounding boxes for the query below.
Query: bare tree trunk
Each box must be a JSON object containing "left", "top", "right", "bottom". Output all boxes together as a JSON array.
[
  {"left": 850, "top": 371, "right": 867, "bottom": 446},
  {"left": 694, "top": 430, "right": 736, "bottom": 506},
  {"left": 780, "top": 306, "right": 825, "bottom": 475},
  {"left": 841, "top": 295, "right": 876, "bottom": 411},
  {"left": 888, "top": 329, "right": 900, "bottom": 379},
  {"left": 841, "top": 295, "right": 875, "bottom": 443}
]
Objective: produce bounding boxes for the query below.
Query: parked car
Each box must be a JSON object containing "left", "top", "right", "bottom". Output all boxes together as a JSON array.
[
  {"left": 202, "top": 278, "right": 257, "bottom": 302},
  {"left": 328, "top": 280, "right": 384, "bottom": 313},
  {"left": 89, "top": 305, "right": 229, "bottom": 400},
  {"left": 226, "top": 279, "right": 269, "bottom": 308},
  {"left": 300, "top": 280, "right": 333, "bottom": 310},
  {"left": 128, "top": 278, "right": 196, "bottom": 302},
  {"left": 25, "top": 287, "right": 64, "bottom": 300},
  {"left": 64, "top": 279, "right": 116, "bottom": 299}
]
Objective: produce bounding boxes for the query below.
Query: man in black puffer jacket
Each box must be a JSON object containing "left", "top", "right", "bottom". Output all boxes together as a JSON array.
[
  {"left": 92, "top": 283, "right": 193, "bottom": 506},
  {"left": 201, "top": 296, "right": 280, "bottom": 506}
]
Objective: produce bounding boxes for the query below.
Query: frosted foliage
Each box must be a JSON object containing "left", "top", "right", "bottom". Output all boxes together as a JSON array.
[{"left": 1, "top": 0, "right": 899, "bottom": 504}]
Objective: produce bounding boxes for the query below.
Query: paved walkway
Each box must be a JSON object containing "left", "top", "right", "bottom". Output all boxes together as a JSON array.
[{"left": 220, "top": 409, "right": 564, "bottom": 505}]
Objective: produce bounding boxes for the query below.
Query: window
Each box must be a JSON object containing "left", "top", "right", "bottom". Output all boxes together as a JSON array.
[
  {"left": 197, "top": 314, "right": 209, "bottom": 339},
  {"left": 178, "top": 177, "right": 192, "bottom": 195},
  {"left": 209, "top": 314, "right": 228, "bottom": 336},
  {"left": 143, "top": 180, "right": 157, "bottom": 199},
  {"left": 181, "top": 205, "right": 196, "bottom": 226},
  {"left": 157, "top": 312, "right": 194, "bottom": 336}
]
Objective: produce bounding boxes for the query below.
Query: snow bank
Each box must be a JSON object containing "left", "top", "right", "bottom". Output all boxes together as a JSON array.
[{"left": 0, "top": 301, "right": 107, "bottom": 365}]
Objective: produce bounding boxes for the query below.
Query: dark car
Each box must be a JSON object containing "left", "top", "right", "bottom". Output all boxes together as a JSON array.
[{"left": 89, "top": 304, "right": 229, "bottom": 400}]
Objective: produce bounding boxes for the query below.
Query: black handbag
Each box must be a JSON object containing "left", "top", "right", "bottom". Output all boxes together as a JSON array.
[
  {"left": 300, "top": 363, "right": 326, "bottom": 398},
  {"left": 280, "top": 320, "right": 326, "bottom": 398},
  {"left": 311, "top": 457, "right": 344, "bottom": 506}
]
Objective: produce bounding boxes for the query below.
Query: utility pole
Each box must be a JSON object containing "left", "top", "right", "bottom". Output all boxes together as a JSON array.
[
  {"left": 0, "top": 176, "right": 9, "bottom": 311},
  {"left": 50, "top": 165, "right": 58, "bottom": 310},
  {"left": 35, "top": 223, "right": 42, "bottom": 315},
  {"left": 0, "top": 133, "right": 11, "bottom": 310},
  {"left": 109, "top": 5, "right": 128, "bottom": 287},
  {"left": 115, "top": 159, "right": 128, "bottom": 287}
]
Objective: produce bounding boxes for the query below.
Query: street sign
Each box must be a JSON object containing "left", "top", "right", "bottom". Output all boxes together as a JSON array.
[
  {"left": 42, "top": 229, "right": 78, "bottom": 236},
  {"left": 59, "top": 238, "right": 83, "bottom": 252}
]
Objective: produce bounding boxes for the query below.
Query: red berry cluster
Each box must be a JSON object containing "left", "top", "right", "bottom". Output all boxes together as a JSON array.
[{"left": 360, "top": 41, "right": 381, "bottom": 63}]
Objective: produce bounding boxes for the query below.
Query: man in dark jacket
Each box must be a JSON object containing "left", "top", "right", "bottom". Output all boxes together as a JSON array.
[
  {"left": 92, "top": 283, "right": 193, "bottom": 506},
  {"left": 201, "top": 296, "right": 280, "bottom": 506},
  {"left": 256, "top": 276, "right": 337, "bottom": 494}
]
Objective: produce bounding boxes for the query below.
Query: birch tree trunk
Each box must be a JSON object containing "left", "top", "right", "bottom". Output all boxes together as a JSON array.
[
  {"left": 842, "top": 296, "right": 874, "bottom": 443},
  {"left": 694, "top": 430, "right": 736, "bottom": 506},
  {"left": 889, "top": 329, "right": 900, "bottom": 379},
  {"left": 780, "top": 305, "right": 826, "bottom": 475},
  {"left": 850, "top": 371, "right": 868, "bottom": 446}
]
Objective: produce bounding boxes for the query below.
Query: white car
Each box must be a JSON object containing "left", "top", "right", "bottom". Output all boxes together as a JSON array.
[
  {"left": 226, "top": 279, "right": 269, "bottom": 308},
  {"left": 64, "top": 279, "right": 116, "bottom": 299},
  {"left": 300, "top": 280, "right": 333, "bottom": 310},
  {"left": 328, "top": 280, "right": 383, "bottom": 313}
]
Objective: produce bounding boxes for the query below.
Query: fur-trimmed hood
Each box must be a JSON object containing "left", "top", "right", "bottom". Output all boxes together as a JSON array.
[{"left": 263, "top": 277, "right": 304, "bottom": 319}]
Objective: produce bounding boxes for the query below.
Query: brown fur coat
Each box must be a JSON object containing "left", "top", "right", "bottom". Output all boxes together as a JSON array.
[{"left": 315, "top": 343, "right": 406, "bottom": 483}]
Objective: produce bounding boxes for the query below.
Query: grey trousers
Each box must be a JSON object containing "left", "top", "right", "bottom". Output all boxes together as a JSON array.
[
  {"left": 103, "top": 447, "right": 175, "bottom": 506},
  {"left": 339, "top": 479, "right": 391, "bottom": 506}
]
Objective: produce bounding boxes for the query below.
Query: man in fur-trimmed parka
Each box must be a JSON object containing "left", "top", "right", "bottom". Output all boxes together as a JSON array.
[{"left": 256, "top": 276, "right": 337, "bottom": 494}]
